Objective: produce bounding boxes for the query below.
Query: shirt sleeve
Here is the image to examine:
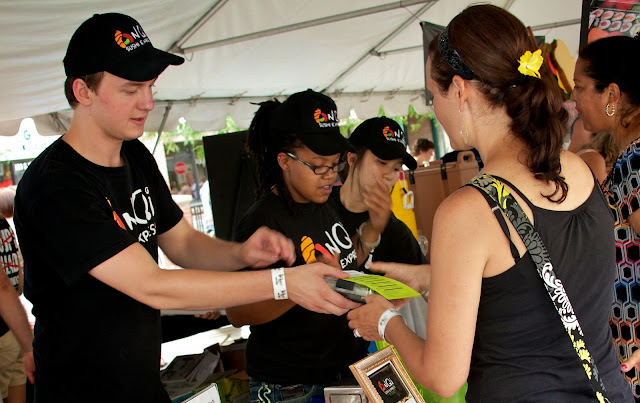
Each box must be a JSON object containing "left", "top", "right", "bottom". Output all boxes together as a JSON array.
[{"left": 622, "top": 152, "right": 640, "bottom": 220}]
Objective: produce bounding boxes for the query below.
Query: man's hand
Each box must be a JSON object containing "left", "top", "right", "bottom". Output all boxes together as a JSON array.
[
  {"left": 286, "top": 263, "right": 361, "bottom": 315},
  {"left": 316, "top": 251, "right": 341, "bottom": 269},
  {"left": 195, "top": 310, "right": 221, "bottom": 320},
  {"left": 240, "top": 227, "right": 295, "bottom": 268}
]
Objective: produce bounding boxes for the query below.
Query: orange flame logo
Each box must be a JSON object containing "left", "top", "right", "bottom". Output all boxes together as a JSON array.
[{"left": 114, "top": 30, "right": 134, "bottom": 48}]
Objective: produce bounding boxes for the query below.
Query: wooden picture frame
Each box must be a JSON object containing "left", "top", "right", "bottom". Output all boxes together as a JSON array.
[{"left": 349, "top": 346, "right": 425, "bottom": 403}]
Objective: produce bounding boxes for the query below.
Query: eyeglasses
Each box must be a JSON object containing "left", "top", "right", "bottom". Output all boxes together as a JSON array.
[{"left": 286, "top": 152, "right": 347, "bottom": 175}]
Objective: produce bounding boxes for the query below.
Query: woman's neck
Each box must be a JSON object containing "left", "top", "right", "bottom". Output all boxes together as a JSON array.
[
  {"left": 613, "top": 110, "right": 640, "bottom": 152},
  {"left": 614, "top": 126, "right": 640, "bottom": 153},
  {"left": 340, "top": 175, "right": 368, "bottom": 213}
]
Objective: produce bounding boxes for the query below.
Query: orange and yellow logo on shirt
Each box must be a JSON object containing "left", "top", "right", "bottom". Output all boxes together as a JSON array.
[{"left": 301, "top": 235, "right": 332, "bottom": 263}]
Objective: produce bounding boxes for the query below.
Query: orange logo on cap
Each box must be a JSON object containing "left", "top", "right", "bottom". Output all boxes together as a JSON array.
[
  {"left": 382, "top": 126, "right": 395, "bottom": 137},
  {"left": 314, "top": 108, "right": 329, "bottom": 124},
  {"left": 115, "top": 30, "right": 134, "bottom": 48}
]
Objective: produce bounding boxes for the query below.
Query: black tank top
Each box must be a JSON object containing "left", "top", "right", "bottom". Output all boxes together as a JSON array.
[{"left": 466, "top": 176, "right": 633, "bottom": 402}]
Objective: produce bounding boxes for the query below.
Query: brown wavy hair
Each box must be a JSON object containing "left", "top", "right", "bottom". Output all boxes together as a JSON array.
[{"left": 428, "top": 5, "right": 569, "bottom": 202}]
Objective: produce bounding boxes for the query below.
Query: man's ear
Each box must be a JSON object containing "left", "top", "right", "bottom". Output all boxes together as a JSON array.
[{"left": 72, "top": 78, "right": 93, "bottom": 106}]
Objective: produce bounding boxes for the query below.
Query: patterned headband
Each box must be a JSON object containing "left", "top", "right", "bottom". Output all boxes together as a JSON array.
[{"left": 437, "top": 29, "right": 475, "bottom": 80}]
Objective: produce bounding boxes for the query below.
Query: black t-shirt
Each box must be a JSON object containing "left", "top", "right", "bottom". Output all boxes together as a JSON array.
[
  {"left": 14, "top": 138, "right": 183, "bottom": 403},
  {"left": 330, "top": 187, "right": 428, "bottom": 270},
  {"left": 234, "top": 192, "right": 368, "bottom": 385},
  {"left": 0, "top": 218, "right": 20, "bottom": 337}
]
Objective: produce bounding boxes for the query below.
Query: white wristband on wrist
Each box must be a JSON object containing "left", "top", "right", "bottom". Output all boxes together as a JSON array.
[
  {"left": 271, "top": 268, "right": 288, "bottom": 300},
  {"left": 378, "top": 308, "right": 403, "bottom": 342}
]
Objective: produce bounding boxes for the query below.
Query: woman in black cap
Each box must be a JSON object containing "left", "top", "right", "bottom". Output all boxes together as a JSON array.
[
  {"left": 332, "top": 116, "right": 430, "bottom": 336},
  {"left": 226, "top": 89, "right": 368, "bottom": 403}
]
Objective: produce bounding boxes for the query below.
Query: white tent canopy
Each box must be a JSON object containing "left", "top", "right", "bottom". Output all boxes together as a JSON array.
[{"left": 0, "top": 0, "right": 584, "bottom": 137}]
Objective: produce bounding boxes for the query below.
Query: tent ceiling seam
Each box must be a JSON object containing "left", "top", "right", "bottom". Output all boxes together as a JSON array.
[
  {"left": 531, "top": 19, "right": 581, "bottom": 31},
  {"left": 322, "top": 0, "right": 438, "bottom": 93},
  {"left": 151, "top": 89, "right": 426, "bottom": 107},
  {"left": 152, "top": 102, "right": 172, "bottom": 155},
  {"left": 178, "top": 0, "right": 435, "bottom": 54},
  {"left": 169, "top": 0, "right": 230, "bottom": 53}
]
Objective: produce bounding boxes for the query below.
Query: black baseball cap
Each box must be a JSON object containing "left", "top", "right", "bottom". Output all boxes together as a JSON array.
[
  {"left": 64, "top": 13, "right": 184, "bottom": 82},
  {"left": 270, "top": 89, "right": 354, "bottom": 156},
  {"left": 349, "top": 117, "right": 417, "bottom": 170}
]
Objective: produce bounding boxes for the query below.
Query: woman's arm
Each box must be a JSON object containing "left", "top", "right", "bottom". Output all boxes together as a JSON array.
[{"left": 348, "top": 187, "right": 489, "bottom": 397}]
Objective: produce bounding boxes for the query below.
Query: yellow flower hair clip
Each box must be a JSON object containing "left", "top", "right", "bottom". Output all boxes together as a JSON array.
[{"left": 517, "top": 49, "right": 543, "bottom": 79}]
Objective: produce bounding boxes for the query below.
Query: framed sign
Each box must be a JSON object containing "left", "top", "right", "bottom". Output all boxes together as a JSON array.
[{"left": 349, "top": 346, "right": 424, "bottom": 403}]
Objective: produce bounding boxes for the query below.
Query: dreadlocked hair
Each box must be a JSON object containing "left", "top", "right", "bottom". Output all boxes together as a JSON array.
[{"left": 246, "top": 100, "right": 304, "bottom": 212}]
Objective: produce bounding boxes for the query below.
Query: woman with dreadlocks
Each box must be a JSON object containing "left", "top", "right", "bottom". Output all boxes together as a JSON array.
[{"left": 226, "top": 89, "right": 370, "bottom": 403}]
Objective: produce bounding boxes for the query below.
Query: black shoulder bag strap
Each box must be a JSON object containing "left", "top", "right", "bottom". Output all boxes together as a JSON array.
[{"left": 469, "top": 173, "right": 609, "bottom": 403}]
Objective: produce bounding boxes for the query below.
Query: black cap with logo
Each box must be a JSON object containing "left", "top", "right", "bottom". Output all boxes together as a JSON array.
[
  {"left": 270, "top": 89, "right": 354, "bottom": 156},
  {"left": 349, "top": 117, "right": 417, "bottom": 170},
  {"left": 63, "top": 13, "right": 184, "bottom": 82}
]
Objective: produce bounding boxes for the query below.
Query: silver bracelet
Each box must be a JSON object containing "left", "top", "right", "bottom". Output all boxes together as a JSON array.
[
  {"left": 271, "top": 268, "right": 287, "bottom": 300},
  {"left": 356, "top": 222, "right": 381, "bottom": 249},
  {"left": 378, "top": 308, "right": 403, "bottom": 342}
]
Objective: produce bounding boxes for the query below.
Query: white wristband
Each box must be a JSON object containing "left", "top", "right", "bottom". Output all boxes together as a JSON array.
[
  {"left": 271, "top": 268, "right": 288, "bottom": 300},
  {"left": 378, "top": 308, "right": 403, "bottom": 342}
]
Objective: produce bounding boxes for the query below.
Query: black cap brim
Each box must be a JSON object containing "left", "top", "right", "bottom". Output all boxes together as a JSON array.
[
  {"left": 107, "top": 47, "right": 184, "bottom": 82},
  {"left": 300, "top": 132, "right": 355, "bottom": 156},
  {"left": 369, "top": 144, "right": 418, "bottom": 170}
]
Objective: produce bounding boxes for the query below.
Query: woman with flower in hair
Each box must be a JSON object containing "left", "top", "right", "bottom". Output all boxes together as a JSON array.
[
  {"left": 572, "top": 35, "right": 640, "bottom": 399},
  {"left": 347, "top": 5, "right": 632, "bottom": 401}
]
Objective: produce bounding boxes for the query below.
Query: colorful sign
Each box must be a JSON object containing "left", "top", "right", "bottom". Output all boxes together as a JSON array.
[{"left": 586, "top": 0, "right": 640, "bottom": 43}]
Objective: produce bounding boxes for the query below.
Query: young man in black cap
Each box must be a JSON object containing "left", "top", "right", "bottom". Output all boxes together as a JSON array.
[{"left": 14, "top": 14, "right": 358, "bottom": 403}]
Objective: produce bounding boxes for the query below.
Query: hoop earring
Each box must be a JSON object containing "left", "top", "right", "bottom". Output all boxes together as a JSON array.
[{"left": 606, "top": 103, "right": 616, "bottom": 117}]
